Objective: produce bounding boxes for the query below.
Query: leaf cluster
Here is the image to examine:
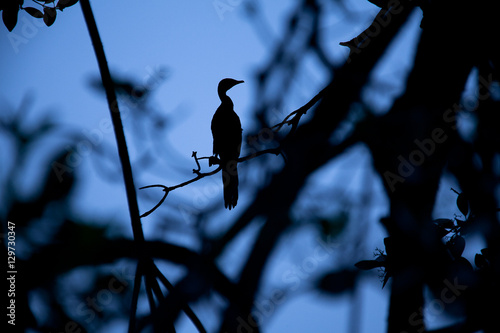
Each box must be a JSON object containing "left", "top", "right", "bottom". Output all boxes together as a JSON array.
[
  {"left": 1, "top": 0, "right": 78, "bottom": 31},
  {"left": 356, "top": 189, "right": 498, "bottom": 289}
]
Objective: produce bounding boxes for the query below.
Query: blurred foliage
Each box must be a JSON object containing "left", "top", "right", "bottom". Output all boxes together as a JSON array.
[{"left": 2, "top": 0, "right": 500, "bottom": 332}]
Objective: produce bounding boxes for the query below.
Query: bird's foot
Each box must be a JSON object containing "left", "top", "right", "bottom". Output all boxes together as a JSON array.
[{"left": 209, "top": 156, "right": 220, "bottom": 167}]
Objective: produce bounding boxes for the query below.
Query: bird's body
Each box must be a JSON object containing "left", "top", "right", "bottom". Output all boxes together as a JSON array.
[{"left": 211, "top": 78, "right": 243, "bottom": 209}]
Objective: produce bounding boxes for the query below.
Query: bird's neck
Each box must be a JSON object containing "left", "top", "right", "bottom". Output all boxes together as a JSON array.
[{"left": 218, "top": 92, "right": 233, "bottom": 107}]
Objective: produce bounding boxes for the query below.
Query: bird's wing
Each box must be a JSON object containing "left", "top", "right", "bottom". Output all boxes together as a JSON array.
[{"left": 211, "top": 107, "right": 242, "bottom": 158}]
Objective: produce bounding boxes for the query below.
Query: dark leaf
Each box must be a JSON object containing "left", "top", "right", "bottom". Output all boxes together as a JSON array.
[
  {"left": 340, "top": 7, "right": 392, "bottom": 61},
  {"left": 355, "top": 260, "right": 385, "bottom": 270},
  {"left": 433, "top": 218, "right": 455, "bottom": 229},
  {"left": 317, "top": 270, "right": 358, "bottom": 295},
  {"left": 24, "top": 7, "right": 43, "bottom": 18},
  {"left": 41, "top": 149, "right": 76, "bottom": 202},
  {"left": 382, "top": 272, "right": 391, "bottom": 289},
  {"left": 383, "top": 237, "right": 393, "bottom": 255},
  {"left": 434, "top": 224, "right": 451, "bottom": 238},
  {"left": 2, "top": 4, "right": 20, "bottom": 31},
  {"left": 457, "top": 192, "right": 469, "bottom": 217},
  {"left": 339, "top": 39, "right": 357, "bottom": 51},
  {"left": 456, "top": 257, "right": 473, "bottom": 272},
  {"left": 447, "top": 235, "right": 466, "bottom": 258},
  {"left": 58, "top": 0, "right": 79, "bottom": 10},
  {"left": 474, "top": 254, "right": 488, "bottom": 269},
  {"left": 367, "top": 0, "right": 390, "bottom": 8},
  {"left": 43, "top": 7, "right": 56, "bottom": 26},
  {"left": 475, "top": 248, "right": 491, "bottom": 269},
  {"left": 319, "top": 211, "right": 349, "bottom": 238},
  {"left": 58, "top": 219, "right": 107, "bottom": 248}
]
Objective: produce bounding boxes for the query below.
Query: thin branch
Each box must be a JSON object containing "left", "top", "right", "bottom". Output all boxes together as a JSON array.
[
  {"left": 149, "top": 275, "right": 165, "bottom": 301},
  {"left": 134, "top": 260, "right": 206, "bottom": 332},
  {"left": 144, "top": 273, "right": 157, "bottom": 312},
  {"left": 139, "top": 166, "right": 220, "bottom": 218},
  {"left": 140, "top": 147, "right": 281, "bottom": 217},
  {"left": 191, "top": 151, "right": 202, "bottom": 173},
  {"left": 80, "top": 3, "right": 154, "bottom": 333},
  {"left": 139, "top": 79, "right": 328, "bottom": 218},
  {"left": 80, "top": 0, "right": 144, "bottom": 244},
  {"left": 238, "top": 147, "right": 281, "bottom": 163},
  {"left": 139, "top": 186, "right": 169, "bottom": 218},
  {"left": 152, "top": 264, "right": 207, "bottom": 333},
  {"left": 270, "top": 84, "right": 328, "bottom": 132},
  {"left": 128, "top": 261, "right": 143, "bottom": 333}
]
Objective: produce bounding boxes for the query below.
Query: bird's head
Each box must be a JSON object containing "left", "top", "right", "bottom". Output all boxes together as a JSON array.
[{"left": 218, "top": 78, "right": 244, "bottom": 97}]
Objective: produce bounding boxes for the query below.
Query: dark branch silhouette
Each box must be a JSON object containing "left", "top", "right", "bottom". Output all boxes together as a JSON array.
[
  {"left": 2, "top": 0, "right": 499, "bottom": 332},
  {"left": 139, "top": 147, "right": 281, "bottom": 218}
]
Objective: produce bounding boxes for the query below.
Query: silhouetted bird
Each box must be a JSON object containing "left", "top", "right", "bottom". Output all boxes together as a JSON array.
[{"left": 211, "top": 78, "right": 244, "bottom": 210}]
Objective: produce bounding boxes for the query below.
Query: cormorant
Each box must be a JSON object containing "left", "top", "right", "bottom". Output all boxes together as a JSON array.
[{"left": 211, "top": 78, "right": 244, "bottom": 210}]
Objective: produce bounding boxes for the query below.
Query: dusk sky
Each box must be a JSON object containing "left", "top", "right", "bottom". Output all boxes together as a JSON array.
[{"left": 1, "top": 1, "right": 466, "bottom": 332}]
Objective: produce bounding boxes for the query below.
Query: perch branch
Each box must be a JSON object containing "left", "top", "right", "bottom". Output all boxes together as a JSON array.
[
  {"left": 139, "top": 82, "right": 325, "bottom": 217},
  {"left": 140, "top": 71, "right": 328, "bottom": 217},
  {"left": 140, "top": 147, "right": 281, "bottom": 217}
]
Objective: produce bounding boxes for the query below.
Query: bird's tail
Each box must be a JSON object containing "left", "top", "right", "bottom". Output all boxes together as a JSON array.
[{"left": 222, "top": 160, "right": 238, "bottom": 210}]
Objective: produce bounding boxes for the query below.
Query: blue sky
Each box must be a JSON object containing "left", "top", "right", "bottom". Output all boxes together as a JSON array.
[{"left": 1, "top": 1, "right": 464, "bottom": 332}]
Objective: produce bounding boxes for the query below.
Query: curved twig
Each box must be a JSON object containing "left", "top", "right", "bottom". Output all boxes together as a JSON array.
[
  {"left": 139, "top": 185, "right": 169, "bottom": 218},
  {"left": 238, "top": 147, "right": 282, "bottom": 163},
  {"left": 191, "top": 151, "right": 201, "bottom": 173},
  {"left": 140, "top": 147, "right": 282, "bottom": 217},
  {"left": 139, "top": 166, "right": 221, "bottom": 218},
  {"left": 270, "top": 84, "right": 327, "bottom": 132},
  {"left": 144, "top": 272, "right": 157, "bottom": 312}
]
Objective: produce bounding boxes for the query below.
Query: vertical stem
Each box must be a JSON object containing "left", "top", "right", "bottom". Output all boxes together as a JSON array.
[
  {"left": 79, "top": 0, "right": 144, "bottom": 244},
  {"left": 129, "top": 261, "right": 143, "bottom": 333},
  {"left": 79, "top": 2, "right": 145, "bottom": 330},
  {"left": 79, "top": 4, "right": 207, "bottom": 332}
]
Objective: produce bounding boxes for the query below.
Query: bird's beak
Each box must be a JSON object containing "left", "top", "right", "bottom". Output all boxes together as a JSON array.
[{"left": 230, "top": 80, "right": 244, "bottom": 90}]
